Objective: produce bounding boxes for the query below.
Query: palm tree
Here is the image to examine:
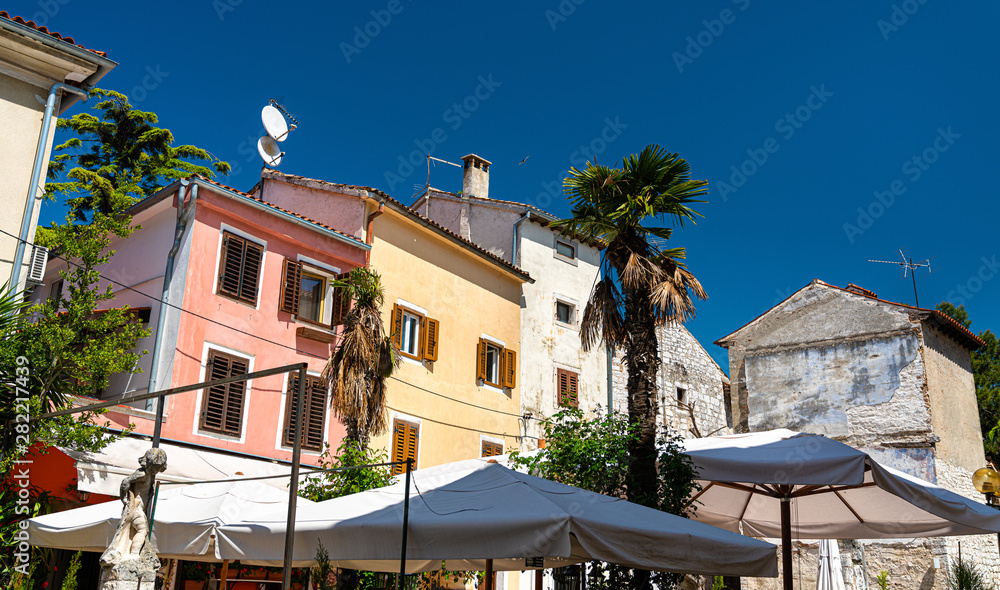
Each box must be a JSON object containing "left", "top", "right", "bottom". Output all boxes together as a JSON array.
[
  {"left": 323, "top": 268, "right": 399, "bottom": 446},
  {"left": 550, "top": 144, "right": 708, "bottom": 510}
]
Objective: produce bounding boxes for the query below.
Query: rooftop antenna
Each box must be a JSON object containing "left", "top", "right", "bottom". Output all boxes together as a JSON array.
[
  {"left": 423, "top": 155, "right": 462, "bottom": 197},
  {"left": 868, "top": 249, "right": 933, "bottom": 307},
  {"left": 257, "top": 99, "right": 298, "bottom": 168}
]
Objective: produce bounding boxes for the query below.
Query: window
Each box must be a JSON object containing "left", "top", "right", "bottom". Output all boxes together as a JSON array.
[
  {"left": 557, "top": 368, "right": 579, "bottom": 408},
  {"left": 283, "top": 373, "right": 328, "bottom": 452},
  {"left": 676, "top": 387, "right": 687, "bottom": 404},
  {"left": 390, "top": 303, "right": 439, "bottom": 362},
  {"left": 218, "top": 232, "right": 264, "bottom": 305},
  {"left": 49, "top": 279, "right": 63, "bottom": 303},
  {"left": 200, "top": 350, "right": 249, "bottom": 436},
  {"left": 481, "top": 440, "right": 504, "bottom": 457},
  {"left": 477, "top": 338, "right": 516, "bottom": 389},
  {"left": 391, "top": 418, "right": 419, "bottom": 475},
  {"left": 280, "top": 258, "right": 349, "bottom": 327},
  {"left": 555, "top": 240, "right": 576, "bottom": 260},
  {"left": 556, "top": 301, "right": 574, "bottom": 325}
]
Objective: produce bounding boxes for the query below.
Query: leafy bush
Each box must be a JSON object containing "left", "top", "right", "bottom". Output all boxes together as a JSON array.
[{"left": 949, "top": 559, "right": 993, "bottom": 590}]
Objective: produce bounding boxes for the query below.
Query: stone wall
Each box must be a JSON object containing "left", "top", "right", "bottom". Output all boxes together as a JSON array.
[{"left": 612, "top": 322, "right": 730, "bottom": 437}]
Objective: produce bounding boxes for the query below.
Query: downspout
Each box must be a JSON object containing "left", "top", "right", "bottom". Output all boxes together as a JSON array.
[
  {"left": 11, "top": 83, "right": 89, "bottom": 290},
  {"left": 512, "top": 211, "right": 530, "bottom": 267},
  {"left": 150, "top": 180, "right": 197, "bottom": 446},
  {"left": 364, "top": 202, "right": 384, "bottom": 267},
  {"left": 607, "top": 347, "right": 615, "bottom": 413}
]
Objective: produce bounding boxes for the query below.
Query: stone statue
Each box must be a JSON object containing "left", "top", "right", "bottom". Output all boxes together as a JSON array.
[{"left": 99, "top": 448, "right": 167, "bottom": 590}]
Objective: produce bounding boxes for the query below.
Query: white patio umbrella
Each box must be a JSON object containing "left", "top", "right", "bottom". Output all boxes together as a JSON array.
[
  {"left": 816, "top": 539, "right": 845, "bottom": 590},
  {"left": 683, "top": 430, "right": 1000, "bottom": 590},
  {"left": 28, "top": 479, "right": 316, "bottom": 562},
  {"left": 218, "top": 458, "right": 779, "bottom": 577}
]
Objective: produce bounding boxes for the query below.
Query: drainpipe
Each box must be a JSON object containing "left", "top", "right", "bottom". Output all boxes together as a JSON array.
[
  {"left": 364, "top": 202, "right": 384, "bottom": 267},
  {"left": 11, "top": 83, "right": 89, "bottom": 290},
  {"left": 607, "top": 347, "right": 615, "bottom": 414},
  {"left": 511, "top": 211, "right": 530, "bottom": 267},
  {"left": 150, "top": 180, "right": 197, "bottom": 447}
]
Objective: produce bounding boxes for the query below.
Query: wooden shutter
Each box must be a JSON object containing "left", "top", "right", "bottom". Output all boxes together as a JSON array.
[
  {"left": 284, "top": 374, "right": 327, "bottom": 451},
  {"left": 421, "top": 317, "right": 439, "bottom": 361},
  {"left": 391, "top": 419, "right": 419, "bottom": 475},
  {"left": 200, "top": 351, "right": 248, "bottom": 435},
  {"left": 218, "top": 232, "right": 262, "bottom": 305},
  {"left": 481, "top": 440, "right": 503, "bottom": 457},
  {"left": 330, "top": 272, "right": 351, "bottom": 327},
  {"left": 557, "top": 369, "right": 579, "bottom": 408},
  {"left": 476, "top": 338, "right": 488, "bottom": 381},
  {"left": 390, "top": 304, "right": 403, "bottom": 349},
  {"left": 279, "top": 258, "right": 302, "bottom": 314},
  {"left": 502, "top": 349, "right": 517, "bottom": 389}
]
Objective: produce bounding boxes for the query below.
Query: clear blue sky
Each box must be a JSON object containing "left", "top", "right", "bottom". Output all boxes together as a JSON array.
[{"left": 19, "top": 1, "right": 999, "bottom": 370}]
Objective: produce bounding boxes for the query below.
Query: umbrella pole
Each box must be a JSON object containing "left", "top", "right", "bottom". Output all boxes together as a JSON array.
[
  {"left": 781, "top": 496, "right": 792, "bottom": 590},
  {"left": 397, "top": 458, "right": 413, "bottom": 590},
  {"left": 220, "top": 560, "right": 230, "bottom": 587},
  {"left": 534, "top": 568, "right": 543, "bottom": 590},
  {"left": 282, "top": 365, "right": 307, "bottom": 590},
  {"left": 484, "top": 559, "right": 494, "bottom": 590}
]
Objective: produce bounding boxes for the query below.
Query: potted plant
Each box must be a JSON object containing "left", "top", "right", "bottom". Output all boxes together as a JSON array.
[{"left": 181, "top": 561, "right": 212, "bottom": 590}]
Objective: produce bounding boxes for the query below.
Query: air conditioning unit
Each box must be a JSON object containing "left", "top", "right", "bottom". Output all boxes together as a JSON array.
[{"left": 25, "top": 245, "right": 48, "bottom": 285}]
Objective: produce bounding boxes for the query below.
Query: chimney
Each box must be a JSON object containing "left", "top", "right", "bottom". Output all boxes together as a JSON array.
[{"left": 461, "top": 154, "right": 491, "bottom": 199}]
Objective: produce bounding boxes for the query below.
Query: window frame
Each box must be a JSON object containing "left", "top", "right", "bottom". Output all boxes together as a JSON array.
[
  {"left": 391, "top": 302, "right": 439, "bottom": 363},
  {"left": 280, "top": 257, "right": 349, "bottom": 329},
  {"left": 481, "top": 438, "right": 504, "bottom": 458},
  {"left": 281, "top": 372, "right": 328, "bottom": 452},
  {"left": 198, "top": 348, "right": 251, "bottom": 438},
  {"left": 556, "top": 368, "right": 579, "bottom": 408},
  {"left": 391, "top": 416, "right": 420, "bottom": 475},
  {"left": 477, "top": 336, "right": 516, "bottom": 390},
  {"left": 399, "top": 308, "right": 424, "bottom": 360},
  {"left": 483, "top": 342, "right": 502, "bottom": 388},
  {"left": 216, "top": 230, "right": 266, "bottom": 307},
  {"left": 295, "top": 269, "right": 329, "bottom": 327},
  {"left": 554, "top": 237, "right": 578, "bottom": 265}
]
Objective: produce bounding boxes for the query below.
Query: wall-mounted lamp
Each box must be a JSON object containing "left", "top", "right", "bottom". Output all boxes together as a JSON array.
[{"left": 77, "top": 489, "right": 90, "bottom": 503}]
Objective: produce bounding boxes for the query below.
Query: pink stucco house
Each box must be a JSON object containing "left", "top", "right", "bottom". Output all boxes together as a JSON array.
[{"left": 31, "top": 175, "right": 371, "bottom": 503}]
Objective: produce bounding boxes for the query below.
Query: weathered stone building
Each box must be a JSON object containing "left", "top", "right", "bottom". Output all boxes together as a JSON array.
[
  {"left": 612, "top": 322, "right": 732, "bottom": 438},
  {"left": 716, "top": 279, "right": 993, "bottom": 590}
]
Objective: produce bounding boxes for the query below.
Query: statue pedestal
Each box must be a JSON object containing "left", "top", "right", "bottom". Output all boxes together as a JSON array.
[{"left": 99, "top": 550, "right": 161, "bottom": 590}]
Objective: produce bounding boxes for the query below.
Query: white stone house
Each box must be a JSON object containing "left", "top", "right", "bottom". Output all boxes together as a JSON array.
[
  {"left": 716, "top": 279, "right": 993, "bottom": 590},
  {"left": 413, "top": 154, "right": 609, "bottom": 450}
]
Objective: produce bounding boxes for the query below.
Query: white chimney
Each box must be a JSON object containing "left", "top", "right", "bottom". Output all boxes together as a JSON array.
[{"left": 461, "top": 154, "right": 491, "bottom": 199}]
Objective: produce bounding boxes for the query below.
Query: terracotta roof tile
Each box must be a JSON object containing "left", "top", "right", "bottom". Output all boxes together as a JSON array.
[
  {"left": 0, "top": 11, "right": 107, "bottom": 57},
  {"left": 261, "top": 170, "right": 532, "bottom": 282}
]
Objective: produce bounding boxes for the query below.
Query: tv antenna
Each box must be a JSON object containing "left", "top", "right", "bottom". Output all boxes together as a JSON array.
[
  {"left": 868, "top": 249, "right": 933, "bottom": 307},
  {"left": 418, "top": 155, "right": 462, "bottom": 199},
  {"left": 257, "top": 100, "right": 298, "bottom": 168}
]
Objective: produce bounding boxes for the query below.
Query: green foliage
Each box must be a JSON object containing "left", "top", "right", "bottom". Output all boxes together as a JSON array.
[
  {"left": 181, "top": 561, "right": 213, "bottom": 582},
  {"left": 60, "top": 551, "right": 82, "bottom": 590},
  {"left": 875, "top": 570, "right": 888, "bottom": 590},
  {"left": 47, "top": 88, "right": 229, "bottom": 219},
  {"left": 937, "top": 303, "right": 1000, "bottom": 461},
  {"left": 1, "top": 481, "right": 53, "bottom": 589},
  {"left": 300, "top": 439, "right": 395, "bottom": 502},
  {"left": 712, "top": 576, "right": 725, "bottom": 590},
  {"left": 948, "top": 559, "right": 993, "bottom": 590},
  {"left": 312, "top": 542, "right": 335, "bottom": 590},
  {"left": 510, "top": 408, "right": 700, "bottom": 590}
]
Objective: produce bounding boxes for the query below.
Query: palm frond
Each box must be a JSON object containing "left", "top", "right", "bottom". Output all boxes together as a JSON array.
[
  {"left": 649, "top": 257, "right": 707, "bottom": 323},
  {"left": 581, "top": 278, "right": 625, "bottom": 351}
]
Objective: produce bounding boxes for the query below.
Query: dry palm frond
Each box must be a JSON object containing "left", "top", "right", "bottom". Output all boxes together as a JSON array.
[
  {"left": 581, "top": 278, "right": 625, "bottom": 351},
  {"left": 649, "top": 261, "right": 706, "bottom": 323}
]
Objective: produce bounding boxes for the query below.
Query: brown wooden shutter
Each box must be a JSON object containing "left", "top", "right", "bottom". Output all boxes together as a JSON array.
[
  {"left": 481, "top": 440, "right": 503, "bottom": 457},
  {"left": 218, "top": 233, "right": 244, "bottom": 299},
  {"left": 390, "top": 304, "right": 403, "bottom": 349},
  {"left": 391, "top": 419, "right": 419, "bottom": 475},
  {"left": 200, "top": 351, "right": 248, "bottom": 436},
  {"left": 502, "top": 349, "right": 517, "bottom": 389},
  {"left": 284, "top": 375, "right": 328, "bottom": 451},
  {"left": 476, "top": 338, "right": 488, "bottom": 381},
  {"left": 330, "top": 272, "right": 352, "bottom": 327},
  {"left": 557, "top": 369, "right": 579, "bottom": 408},
  {"left": 279, "top": 258, "right": 302, "bottom": 314},
  {"left": 239, "top": 241, "right": 263, "bottom": 305},
  {"left": 422, "top": 317, "right": 439, "bottom": 361}
]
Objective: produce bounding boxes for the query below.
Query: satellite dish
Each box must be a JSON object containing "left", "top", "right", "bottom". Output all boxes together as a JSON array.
[
  {"left": 262, "top": 104, "right": 292, "bottom": 142},
  {"left": 257, "top": 136, "right": 283, "bottom": 167}
]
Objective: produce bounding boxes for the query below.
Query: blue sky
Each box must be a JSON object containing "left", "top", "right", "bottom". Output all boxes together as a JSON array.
[{"left": 20, "top": 1, "right": 999, "bottom": 369}]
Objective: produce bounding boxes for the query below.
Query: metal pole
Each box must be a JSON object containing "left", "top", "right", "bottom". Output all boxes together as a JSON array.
[
  {"left": 781, "top": 496, "right": 792, "bottom": 590},
  {"left": 397, "top": 458, "right": 413, "bottom": 590},
  {"left": 910, "top": 258, "right": 920, "bottom": 307},
  {"left": 282, "top": 365, "right": 307, "bottom": 590}
]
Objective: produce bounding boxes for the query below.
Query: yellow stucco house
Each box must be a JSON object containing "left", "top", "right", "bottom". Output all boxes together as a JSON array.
[{"left": 257, "top": 169, "right": 531, "bottom": 469}]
